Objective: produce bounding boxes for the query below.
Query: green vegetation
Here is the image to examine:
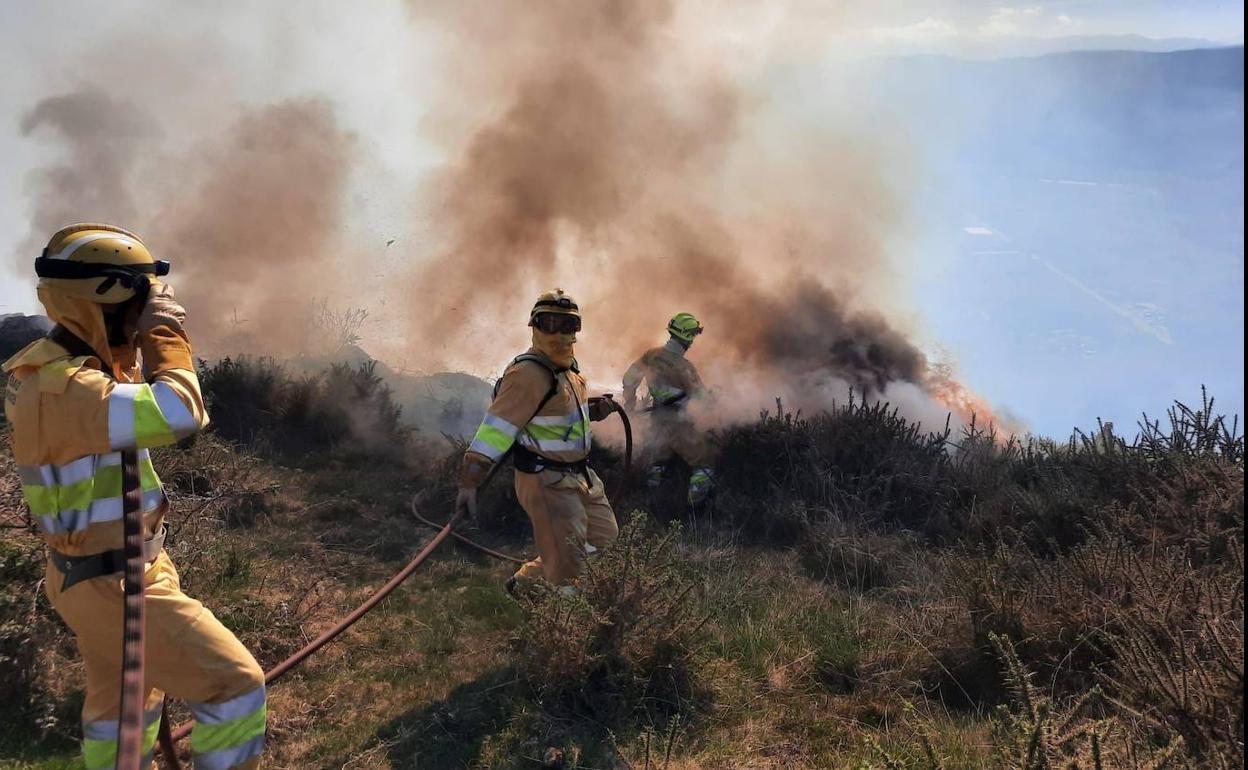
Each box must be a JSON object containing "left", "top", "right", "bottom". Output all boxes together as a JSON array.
[{"left": 1, "top": 361, "right": 1241, "bottom": 768}]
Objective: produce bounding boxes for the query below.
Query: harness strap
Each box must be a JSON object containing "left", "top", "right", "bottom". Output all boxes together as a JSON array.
[
  {"left": 492, "top": 352, "right": 593, "bottom": 488},
  {"left": 512, "top": 446, "right": 592, "bottom": 488},
  {"left": 48, "top": 526, "right": 167, "bottom": 592},
  {"left": 47, "top": 324, "right": 104, "bottom": 363}
]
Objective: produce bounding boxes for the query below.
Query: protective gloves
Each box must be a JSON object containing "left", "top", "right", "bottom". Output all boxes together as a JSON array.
[
  {"left": 588, "top": 394, "right": 618, "bottom": 422},
  {"left": 137, "top": 282, "right": 187, "bottom": 335},
  {"left": 455, "top": 486, "right": 478, "bottom": 521}
]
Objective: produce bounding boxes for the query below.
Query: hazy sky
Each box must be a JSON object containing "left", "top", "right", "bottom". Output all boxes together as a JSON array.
[
  {"left": 1, "top": 2, "right": 1242, "bottom": 437},
  {"left": 4, "top": 1, "right": 1240, "bottom": 310}
]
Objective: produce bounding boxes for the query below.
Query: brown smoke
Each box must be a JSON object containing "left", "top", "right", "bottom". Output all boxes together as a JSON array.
[
  {"left": 403, "top": 0, "right": 989, "bottom": 426},
  {"left": 18, "top": 88, "right": 355, "bottom": 356},
  {"left": 11, "top": 4, "right": 1002, "bottom": 431},
  {"left": 19, "top": 91, "right": 152, "bottom": 257},
  {"left": 146, "top": 99, "right": 355, "bottom": 354}
]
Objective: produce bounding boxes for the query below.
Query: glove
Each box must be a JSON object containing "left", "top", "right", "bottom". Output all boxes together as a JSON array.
[
  {"left": 137, "top": 282, "right": 187, "bottom": 336},
  {"left": 588, "top": 395, "right": 617, "bottom": 422},
  {"left": 455, "top": 486, "right": 478, "bottom": 521}
]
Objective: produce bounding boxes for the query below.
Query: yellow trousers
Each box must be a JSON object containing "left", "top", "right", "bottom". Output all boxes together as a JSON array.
[
  {"left": 46, "top": 550, "right": 266, "bottom": 770},
  {"left": 513, "top": 467, "right": 618, "bottom": 585}
]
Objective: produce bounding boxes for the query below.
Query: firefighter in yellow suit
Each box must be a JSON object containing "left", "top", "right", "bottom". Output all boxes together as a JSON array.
[
  {"left": 3, "top": 224, "right": 266, "bottom": 769},
  {"left": 623, "top": 313, "right": 715, "bottom": 505},
  {"left": 456, "top": 289, "right": 619, "bottom": 588}
]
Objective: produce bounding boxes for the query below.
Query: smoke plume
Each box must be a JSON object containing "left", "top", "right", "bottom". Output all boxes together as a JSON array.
[
  {"left": 18, "top": 89, "right": 355, "bottom": 355},
  {"left": 11, "top": 2, "right": 1002, "bottom": 431},
  {"left": 402, "top": 0, "right": 989, "bottom": 428},
  {"left": 19, "top": 91, "right": 151, "bottom": 255}
]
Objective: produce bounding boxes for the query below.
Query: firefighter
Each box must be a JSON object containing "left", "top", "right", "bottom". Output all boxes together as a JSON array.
[
  {"left": 622, "top": 312, "right": 715, "bottom": 504},
  {"left": 456, "top": 289, "right": 619, "bottom": 588},
  {"left": 4, "top": 224, "right": 266, "bottom": 769}
]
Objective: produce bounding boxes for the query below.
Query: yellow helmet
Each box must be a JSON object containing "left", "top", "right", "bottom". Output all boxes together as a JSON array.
[{"left": 35, "top": 223, "right": 169, "bottom": 304}]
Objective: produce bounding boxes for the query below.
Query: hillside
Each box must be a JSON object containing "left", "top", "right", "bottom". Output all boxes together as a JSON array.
[{"left": 1, "top": 359, "right": 1242, "bottom": 769}]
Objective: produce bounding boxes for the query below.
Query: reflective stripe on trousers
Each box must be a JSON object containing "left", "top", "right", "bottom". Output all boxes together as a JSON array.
[
  {"left": 189, "top": 685, "right": 268, "bottom": 770},
  {"left": 82, "top": 702, "right": 162, "bottom": 770}
]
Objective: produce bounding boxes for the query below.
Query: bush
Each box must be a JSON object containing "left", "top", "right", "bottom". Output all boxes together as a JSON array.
[
  {"left": 707, "top": 391, "right": 1242, "bottom": 554},
  {"left": 514, "top": 512, "right": 708, "bottom": 725},
  {"left": 0, "top": 539, "right": 79, "bottom": 747},
  {"left": 198, "top": 356, "right": 407, "bottom": 464},
  {"left": 713, "top": 398, "right": 954, "bottom": 542}
]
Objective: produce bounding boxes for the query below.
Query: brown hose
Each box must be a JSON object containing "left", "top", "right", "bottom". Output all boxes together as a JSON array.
[
  {"left": 157, "top": 403, "right": 635, "bottom": 755},
  {"left": 165, "top": 503, "right": 464, "bottom": 746},
  {"left": 409, "top": 492, "right": 525, "bottom": 565}
]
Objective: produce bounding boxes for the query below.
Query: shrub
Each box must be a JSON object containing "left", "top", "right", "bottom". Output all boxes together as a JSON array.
[
  {"left": 713, "top": 397, "right": 954, "bottom": 542},
  {"left": 988, "top": 633, "right": 1198, "bottom": 769},
  {"left": 198, "top": 356, "right": 406, "bottom": 464},
  {"left": 514, "top": 512, "right": 708, "bottom": 725}
]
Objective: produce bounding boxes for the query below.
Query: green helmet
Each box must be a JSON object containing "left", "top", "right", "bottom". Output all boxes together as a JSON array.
[{"left": 667, "top": 312, "right": 704, "bottom": 343}]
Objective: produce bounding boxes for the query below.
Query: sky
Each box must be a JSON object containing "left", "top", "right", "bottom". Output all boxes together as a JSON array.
[
  {"left": 835, "top": 0, "right": 1243, "bottom": 41},
  {"left": 0, "top": 2, "right": 1243, "bottom": 438}
]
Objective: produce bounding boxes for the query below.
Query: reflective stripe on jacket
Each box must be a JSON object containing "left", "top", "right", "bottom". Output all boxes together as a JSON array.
[
  {"left": 467, "top": 347, "right": 591, "bottom": 466},
  {"left": 4, "top": 325, "right": 208, "bottom": 556}
]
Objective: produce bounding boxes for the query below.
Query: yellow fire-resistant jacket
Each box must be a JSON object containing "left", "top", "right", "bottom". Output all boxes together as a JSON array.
[
  {"left": 3, "top": 289, "right": 208, "bottom": 558},
  {"left": 623, "top": 338, "right": 705, "bottom": 408},
  {"left": 462, "top": 348, "right": 592, "bottom": 480}
]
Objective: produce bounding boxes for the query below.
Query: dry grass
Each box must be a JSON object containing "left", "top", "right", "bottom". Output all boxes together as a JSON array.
[{"left": 1, "top": 377, "right": 1242, "bottom": 769}]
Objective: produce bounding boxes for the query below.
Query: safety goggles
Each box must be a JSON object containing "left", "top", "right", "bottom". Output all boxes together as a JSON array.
[{"left": 533, "top": 313, "right": 582, "bottom": 334}]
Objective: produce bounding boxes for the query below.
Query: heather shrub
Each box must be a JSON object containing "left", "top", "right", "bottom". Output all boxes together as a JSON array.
[
  {"left": 514, "top": 512, "right": 707, "bottom": 724},
  {"left": 198, "top": 356, "right": 406, "bottom": 463},
  {"left": 713, "top": 397, "right": 953, "bottom": 542}
]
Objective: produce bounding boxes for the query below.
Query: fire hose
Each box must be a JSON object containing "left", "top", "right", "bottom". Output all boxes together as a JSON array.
[
  {"left": 157, "top": 498, "right": 473, "bottom": 762},
  {"left": 156, "top": 403, "right": 632, "bottom": 763},
  {"left": 44, "top": 325, "right": 158, "bottom": 770}
]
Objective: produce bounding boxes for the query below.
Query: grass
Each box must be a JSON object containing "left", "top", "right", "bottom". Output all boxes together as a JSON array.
[{"left": 1, "top": 367, "right": 1241, "bottom": 769}]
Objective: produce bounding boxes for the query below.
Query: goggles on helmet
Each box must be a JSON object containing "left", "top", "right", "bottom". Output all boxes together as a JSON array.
[
  {"left": 34, "top": 256, "right": 170, "bottom": 297},
  {"left": 533, "top": 312, "right": 582, "bottom": 335}
]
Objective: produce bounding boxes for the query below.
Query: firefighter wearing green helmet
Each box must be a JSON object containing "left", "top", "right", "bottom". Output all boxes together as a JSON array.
[{"left": 622, "top": 313, "right": 715, "bottom": 505}]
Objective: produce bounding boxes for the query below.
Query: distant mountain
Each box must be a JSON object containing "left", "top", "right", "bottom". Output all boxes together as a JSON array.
[
  {"left": 874, "top": 34, "right": 1232, "bottom": 60},
  {"left": 0, "top": 313, "right": 52, "bottom": 361}
]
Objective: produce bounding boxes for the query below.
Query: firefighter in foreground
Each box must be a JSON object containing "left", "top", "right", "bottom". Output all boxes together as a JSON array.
[
  {"left": 456, "top": 289, "right": 619, "bottom": 588},
  {"left": 623, "top": 313, "right": 715, "bottom": 504},
  {"left": 3, "top": 224, "right": 266, "bottom": 769}
]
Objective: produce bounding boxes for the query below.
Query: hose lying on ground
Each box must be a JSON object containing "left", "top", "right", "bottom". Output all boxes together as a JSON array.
[
  {"left": 160, "top": 404, "right": 633, "bottom": 759},
  {"left": 161, "top": 459, "right": 499, "bottom": 752}
]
